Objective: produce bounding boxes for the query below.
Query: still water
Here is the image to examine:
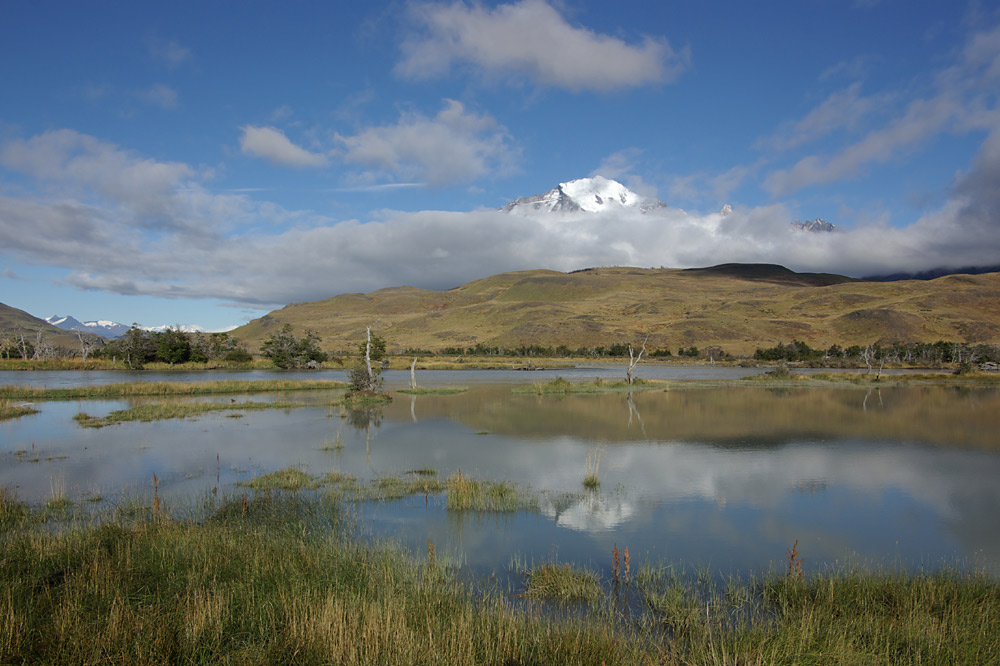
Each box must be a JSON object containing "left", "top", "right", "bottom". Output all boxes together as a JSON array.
[{"left": 3, "top": 368, "right": 999, "bottom": 580}]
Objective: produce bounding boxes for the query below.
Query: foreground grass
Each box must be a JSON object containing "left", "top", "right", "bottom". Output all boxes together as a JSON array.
[
  {"left": 0, "top": 399, "right": 38, "bottom": 421},
  {"left": 1, "top": 489, "right": 997, "bottom": 666},
  {"left": 513, "top": 377, "right": 668, "bottom": 395},
  {"left": 0, "top": 493, "right": 661, "bottom": 666},
  {"left": 73, "top": 401, "right": 309, "bottom": 428},
  {"left": 0, "top": 379, "right": 345, "bottom": 401}
]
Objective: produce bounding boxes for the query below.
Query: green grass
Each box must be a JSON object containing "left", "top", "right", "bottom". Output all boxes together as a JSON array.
[
  {"left": 446, "top": 474, "right": 538, "bottom": 512},
  {"left": 513, "top": 377, "right": 667, "bottom": 394},
  {"left": 73, "top": 400, "right": 309, "bottom": 428},
  {"left": 396, "top": 387, "right": 468, "bottom": 395},
  {"left": 0, "top": 399, "right": 38, "bottom": 421},
  {"left": 0, "top": 379, "right": 345, "bottom": 401},
  {"left": 236, "top": 468, "right": 321, "bottom": 492},
  {"left": 524, "top": 562, "right": 602, "bottom": 604}
]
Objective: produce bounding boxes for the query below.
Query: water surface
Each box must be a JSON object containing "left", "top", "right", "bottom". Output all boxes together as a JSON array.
[{"left": 3, "top": 371, "right": 998, "bottom": 580}]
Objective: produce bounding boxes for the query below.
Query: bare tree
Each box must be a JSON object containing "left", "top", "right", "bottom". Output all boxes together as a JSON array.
[
  {"left": 410, "top": 357, "right": 417, "bottom": 390},
  {"left": 625, "top": 335, "right": 648, "bottom": 385}
]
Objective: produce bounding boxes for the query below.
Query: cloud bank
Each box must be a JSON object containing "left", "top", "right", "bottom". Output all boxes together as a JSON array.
[{"left": 3, "top": 127, "right": 1000, "bottom": 310}]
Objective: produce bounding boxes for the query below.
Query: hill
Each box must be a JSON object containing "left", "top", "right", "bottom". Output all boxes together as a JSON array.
[
  {"left": 230, "top": 264, "right": 1000, "bottom": 356},
  {"left": 0, "top": 302, "right": 104, "bottom": 356}
]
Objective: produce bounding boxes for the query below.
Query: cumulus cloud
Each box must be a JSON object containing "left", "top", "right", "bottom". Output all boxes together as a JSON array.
[
  {"left": 334, "top": 99, "right": 518, "bottom": 186},
  {"left": 3, "top": 127, "right": 1000, "bottom": 310},
  {"left": 239, "top": 126, "right": 329, "bottom": 168},
  {"left": 396, "top": 0, "right": 688, "bottom": 92}
]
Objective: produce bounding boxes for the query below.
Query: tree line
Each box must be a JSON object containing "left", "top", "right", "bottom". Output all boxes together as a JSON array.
[{"left": 753, "top": 339, "right": 1000, "bottom": 365}]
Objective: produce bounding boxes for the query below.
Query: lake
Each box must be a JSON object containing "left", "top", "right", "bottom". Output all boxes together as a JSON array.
[{"left": 3, "top": 367, "right": 999, "bottom": 582}]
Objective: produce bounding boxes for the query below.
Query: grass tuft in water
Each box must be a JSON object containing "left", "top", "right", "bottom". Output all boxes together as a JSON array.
[
  {"left": 0, "top": 399, "right": 38, "bottom": 421},
  {"left": 446, "top": 472, "right": 537, "bottom": 512},
  {"left": 524, "top": 562, "right": 602, "bottom": 604},
  {"left": 236, "top": 468, "right": 321, "bottom": 492},
  {"left": 73, "top": 400, "right": 308, "bottom": 428},
  {"left": 513, "top": 377, "right": 663, "bottom": 394},
  {"left": 396, "top": 387, "right": 468, "bottom": 395}
]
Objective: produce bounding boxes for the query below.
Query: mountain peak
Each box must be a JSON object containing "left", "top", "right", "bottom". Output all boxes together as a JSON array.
[{"left": 501, "top": 176, "right": 666, "bottom": 215}]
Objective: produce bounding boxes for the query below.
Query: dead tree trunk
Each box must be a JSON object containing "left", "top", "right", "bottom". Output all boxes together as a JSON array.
[
  {"left": 410, "top": 357, "right": 417, "bottom": 389},
  {"left": 364, "top": 326, "right": 374, "bottom": 387},
  {"left": 626, "top": 335, "right": 648, "bottom": 385}
]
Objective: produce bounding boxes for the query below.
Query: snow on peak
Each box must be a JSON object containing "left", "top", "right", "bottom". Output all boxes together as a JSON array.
[
  {"left": 559, "top": 176, "right": 643, "bottom": 212},
  {"left": 500, "top": 176, "right": 666, "bottom": 215}
]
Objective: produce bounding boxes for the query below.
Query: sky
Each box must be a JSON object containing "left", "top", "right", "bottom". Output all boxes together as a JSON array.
[{"left": 1, "top": 1, "right": 999, "bottom": 331}]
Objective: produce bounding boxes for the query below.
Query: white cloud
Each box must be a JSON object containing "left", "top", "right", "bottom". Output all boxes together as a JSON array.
[
  {"left": 238, "top": 126, "right": 328, "bottom": 168},
  {"left": 396, "top": 0, "right": 688, "bottom": 92},
  {"left": 136, "top": 84, "right": 179, "bottom": 110},
  {"left": 335, "top": 99, "right": 518, "bottom": 186},
  {"left": 3, "top": 127, "right": 1000, "bottom": 311}
]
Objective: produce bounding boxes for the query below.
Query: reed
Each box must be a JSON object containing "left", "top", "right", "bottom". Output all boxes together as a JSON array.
[{"left": 583, "top": 448, "right": 603, "bottom": 490}]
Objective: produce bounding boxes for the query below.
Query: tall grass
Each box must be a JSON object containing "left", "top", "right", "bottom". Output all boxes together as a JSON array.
[
  {"left": 0, "top": 493, "right": 661, "bottom": 666},
  {"left": 0, "top": 379, "right": 345, "bottom": 401},
  {"left": 1, "top": 488, "right": 998, "bottom": 665}
]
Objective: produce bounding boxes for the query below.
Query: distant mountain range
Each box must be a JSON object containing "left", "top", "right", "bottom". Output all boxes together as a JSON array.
[
  {"left": 45, "top": 316, "right": 206, "bottom": 339},
  {"left": 46, "top": 316, "right": 131, "bottom": 339}
]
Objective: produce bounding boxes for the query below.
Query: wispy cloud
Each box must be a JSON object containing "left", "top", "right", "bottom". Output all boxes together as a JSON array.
[
  {"left": 396, "top": 0, "right": 689, "bottom": 92},
  {"left": 239, "top": 126, "right": 328, "bottom": 168},
  {"left": 136, "top": 84, "right": 179, "bottom": 110},
  {"left": 147, "top": 37, "right": 192, "bottom": 68},
  {"left": 762, "top": 22, "right": 1000, "bottom": 197}
]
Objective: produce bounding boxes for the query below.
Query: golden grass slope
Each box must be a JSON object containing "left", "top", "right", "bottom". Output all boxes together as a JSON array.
[{"left": 231, "top": 264, "right": 1000, "bottom": 355}]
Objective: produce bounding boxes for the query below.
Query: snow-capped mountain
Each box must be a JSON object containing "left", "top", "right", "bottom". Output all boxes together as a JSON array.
[
  {"left": 791, "top": 218, "right": 837, "bottom": 233},
  {"left": 141, "top": 324, "right": 206, "bottom": 334},
  {"left": 46, "top": 316, "right": 131, "bottom": 339},
  {"left": 46, "top": 316, "right": 206, "bottom": 338},
  {"left": 500, "top": 176, "right": 667, "bottom": 215}
]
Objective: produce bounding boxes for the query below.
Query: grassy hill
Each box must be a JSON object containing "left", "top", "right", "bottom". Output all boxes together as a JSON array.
[
  {"left": 230, "top": 264, "right": 1000, "bottom": 356},
  {"left": 0, "top": 302, "right": 102, "bottom": 355}
]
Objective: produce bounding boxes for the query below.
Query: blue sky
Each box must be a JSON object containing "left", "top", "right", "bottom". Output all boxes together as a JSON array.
[{"left": 2, "top": 1, "right": 998, "bottom": 331}]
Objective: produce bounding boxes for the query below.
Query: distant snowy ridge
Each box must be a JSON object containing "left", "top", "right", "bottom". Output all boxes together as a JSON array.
[
  {"left": 46, "top": 316, "right": 208, "bottom": 338},
  {"left": 500, "top": 176, "right": 667, "bottom": 215},
  {"left": 141, "top": 324, "right": 206, "bottom": 334},
  {"left": 46, "top": 315, "right": 131, "bottom": 339}
]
